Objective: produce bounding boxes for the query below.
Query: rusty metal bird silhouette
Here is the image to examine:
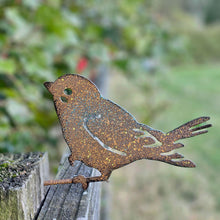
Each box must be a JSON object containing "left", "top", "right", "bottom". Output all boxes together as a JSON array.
[{"left": 44, "top": 74, "right": 211, "bottom": 189}]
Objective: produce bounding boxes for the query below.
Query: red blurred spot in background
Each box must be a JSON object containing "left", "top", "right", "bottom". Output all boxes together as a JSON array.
[{"left": 76, "top": 57, "right": 88, "bottom": 73}]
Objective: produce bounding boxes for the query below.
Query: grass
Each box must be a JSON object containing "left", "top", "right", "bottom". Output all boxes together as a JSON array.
[
  {"left": 109, "top": 63, "right": 220, "bottom": 220},
  {"left": 154, "top": 64, "right": 220, "bottom": 170}
]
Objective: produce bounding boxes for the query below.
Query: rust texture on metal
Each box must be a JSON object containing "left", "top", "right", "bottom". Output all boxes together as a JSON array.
[{"left": 43, "top": 74, "right": 211, "bottom": 189}]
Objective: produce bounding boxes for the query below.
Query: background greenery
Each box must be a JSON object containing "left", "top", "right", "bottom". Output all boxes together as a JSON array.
[
  {"left": 0, "top": 0, "right": 219, "bottom": 219},
  {"left": 0, "top": 0, "right": 184, "bottom": 154}
]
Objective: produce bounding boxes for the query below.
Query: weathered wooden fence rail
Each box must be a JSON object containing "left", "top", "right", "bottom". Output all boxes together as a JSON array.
[
  {"left": 0, "top": 151, "right": 102, "bottom": 220},
  {"left": 36, "top": 150, "right": 102, "bottom": 220}
]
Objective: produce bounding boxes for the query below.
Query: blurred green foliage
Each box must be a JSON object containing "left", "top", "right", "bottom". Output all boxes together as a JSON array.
[
  {"left": 1, "top": 0, "right": 218, "bottom": 153},
  {"left": 153, "top": 0, "right": 220, "bottom": 24},
  {"left": 152, "top": 0, "right": 220, "bottom": 64},
  {"left": 0, "top": 0, "right": 185, "bottom": 153},
  {"left": 187, "top": 25, "right": 220, "bottom": 63}
]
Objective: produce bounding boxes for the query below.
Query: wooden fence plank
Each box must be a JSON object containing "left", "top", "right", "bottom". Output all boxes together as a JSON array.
[{"left": 36, "top": 151, "right": 102, "bottom": 220}]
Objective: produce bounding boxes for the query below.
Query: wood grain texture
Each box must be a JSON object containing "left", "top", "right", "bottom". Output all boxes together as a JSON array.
[{"left": 36, "top": 152, "right": 101, "bottom": 220}]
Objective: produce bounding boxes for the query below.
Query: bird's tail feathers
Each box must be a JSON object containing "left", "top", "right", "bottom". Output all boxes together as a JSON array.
[
  {"left": 157, "top": 117, "right": 211, "bottom": 167},
  {"left": 155, "top": 142, "right": 196, "bottom": 167},
  {"left": 158, "top": 146, "right": 196, "bottom": 167},
  {"left": 159, "top": 157, "right": 196, "bottom": 167},
  {"left": 166, "top": 116, "right": 211, "bottom": 142}
]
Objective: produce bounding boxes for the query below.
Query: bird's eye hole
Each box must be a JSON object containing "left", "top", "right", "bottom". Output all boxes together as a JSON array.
[
  {"left": 64, "top": 88, "right": 72, "bottom": 95},
  {"left": 61, "top": 96, "right": 68, "bottom": 103}
]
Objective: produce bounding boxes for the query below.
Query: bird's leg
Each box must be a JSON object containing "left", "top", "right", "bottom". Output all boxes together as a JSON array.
[
  {"left": 44, "top": 171, "right": 112, "bottom": 190},
  {"left": 72, "top": 171, "right": 112, "bottom": 190}
]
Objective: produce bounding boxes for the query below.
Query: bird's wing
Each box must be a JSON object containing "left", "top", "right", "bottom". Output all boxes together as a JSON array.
[{"left": 85, "top": 99, "right": 156, "bottom": 156}]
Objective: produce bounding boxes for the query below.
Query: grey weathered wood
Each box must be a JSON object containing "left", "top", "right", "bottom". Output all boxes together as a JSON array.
[
  {"left": 36, "top": 151, "right": 102, "bottom": 220},
  {"left": 0, "top": 152, "right": 49, "bottom": 220}
]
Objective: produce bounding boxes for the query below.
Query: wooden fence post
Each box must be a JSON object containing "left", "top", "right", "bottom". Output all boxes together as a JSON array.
[
  {"left": 0, "top": 151, "right": 103, "bottom": 220},
  {"left": 0, "top": 152, "right": 49, "bottom": 220}
]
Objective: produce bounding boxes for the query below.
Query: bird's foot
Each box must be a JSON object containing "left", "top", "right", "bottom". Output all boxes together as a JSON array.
[{"left": 72, "top": 175, "right": 88, "bottom": 190}]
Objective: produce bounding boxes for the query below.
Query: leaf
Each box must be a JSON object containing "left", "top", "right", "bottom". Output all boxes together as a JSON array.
[
  {"left": 5, "top": 8, "right": 32, "bottom": 42},
  {"left": 62, "top": 10, "right": 82, "bottom": 27},
  {"left": 88, "top": 44, "right": 110, "bottom": 62},
  {"left": 0, "top": 59, "right": 16, "bottom": 74},
  {"left": 6, "top": 99, "right": 33, "bottom": 124},
  {"left": 113, "top": 59, "right": 128, "bottom": 71}
]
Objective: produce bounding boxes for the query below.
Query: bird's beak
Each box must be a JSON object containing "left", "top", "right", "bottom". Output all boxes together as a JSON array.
[{"left": 44, "top": 82, "right": 53, "bottom": 93}]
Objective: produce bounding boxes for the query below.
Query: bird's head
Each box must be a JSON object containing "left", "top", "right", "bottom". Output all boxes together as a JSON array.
[{"left": 44, "top": 74, "right": 101, "bottom": 110}]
